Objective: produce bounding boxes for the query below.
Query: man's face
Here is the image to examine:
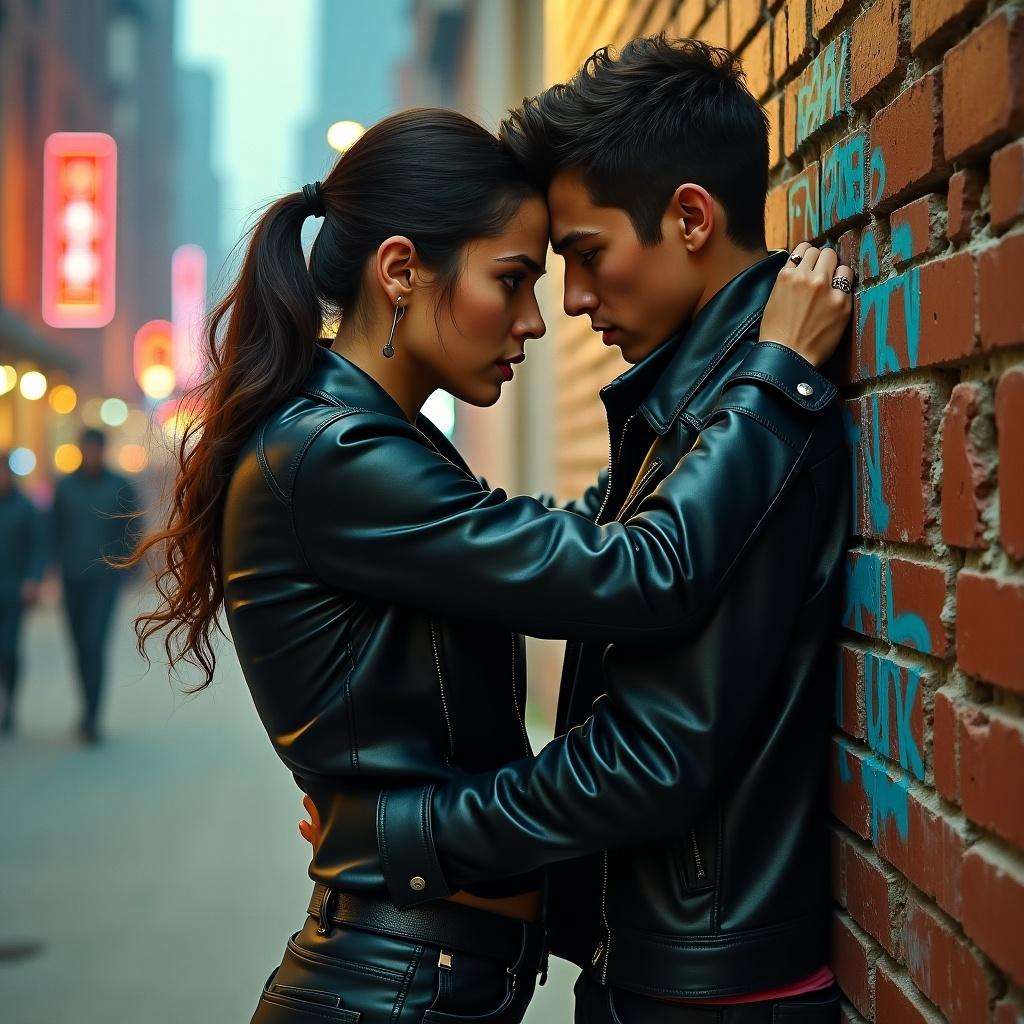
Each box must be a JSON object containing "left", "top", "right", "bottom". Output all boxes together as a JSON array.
[
  {"left": 81, "top": 439, "right": 104, "bottom": 473},
  {"left": 547, "top": 169, "right": 706, "bottom": 364}
]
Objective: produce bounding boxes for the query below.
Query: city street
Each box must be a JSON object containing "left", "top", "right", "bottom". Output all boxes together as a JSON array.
[{"left": 0, "top": 587, "right": 575, "bottom": 1023}]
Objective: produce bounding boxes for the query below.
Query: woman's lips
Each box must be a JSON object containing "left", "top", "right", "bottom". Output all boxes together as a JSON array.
[{"left": 496, "top": 361, "right": 515, "bottom": 381}]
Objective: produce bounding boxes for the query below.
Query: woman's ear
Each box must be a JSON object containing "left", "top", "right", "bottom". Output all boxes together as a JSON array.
[
  {"left": 668, "top": 183, "right": 715, "bottom": 253},
  {"left": 374, "top": 235, "right": 418, "bottom": 306}
]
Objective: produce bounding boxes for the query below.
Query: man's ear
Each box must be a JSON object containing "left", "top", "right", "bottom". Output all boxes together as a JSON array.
[{"left": 668, "top": 183, "right": 715, "bottom": 253}]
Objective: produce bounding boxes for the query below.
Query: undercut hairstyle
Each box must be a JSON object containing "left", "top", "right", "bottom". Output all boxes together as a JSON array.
[{"left": 500, "top": 34, "right": 770, "bottom": 251}]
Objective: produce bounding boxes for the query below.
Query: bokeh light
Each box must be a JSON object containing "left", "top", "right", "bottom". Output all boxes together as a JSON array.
[
  {"left": 99, "top": 397, "right": 128, "bottom": 427},
  {"left": 139, "top": 363, "right": 176, "bottom": 400},
  {"left": 0, "top": 365, "right": 16, "bottom": 396},
  {"left": 9, "top": 448, "right": 37, "bottom": 476},
  {"left": 421, "top": 390, "right": 456, "bottom": 438},
  {"left": 326, "top": 120, "right": 365, "bottom": 154},
  {"left": 48, "top": 384, "right": 78, "bottom": 414},
  {"left": 118, "top": 444, "right": 149, "bottom": 473},
  {"left": 19, "top": 371, "right": 47, "bottom": 400},
  {"left": 81, "top": 397, "right": 105, "bottom": 427},
  {"left": 54, "top": 443, "right": 83, "bottom": 473}
]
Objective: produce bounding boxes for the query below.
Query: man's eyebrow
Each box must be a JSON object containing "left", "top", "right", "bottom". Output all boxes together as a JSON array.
[
  {"left": 494, "top": 254, "right": 547, "bottom": 276},
  {"left": 551, "top": 229, "right": 600, "bottom": 255}
]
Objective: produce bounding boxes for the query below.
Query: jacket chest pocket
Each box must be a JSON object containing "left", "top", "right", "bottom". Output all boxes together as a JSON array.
[{"left": 675, "top": 810, "right": 719, "bottom": 892}]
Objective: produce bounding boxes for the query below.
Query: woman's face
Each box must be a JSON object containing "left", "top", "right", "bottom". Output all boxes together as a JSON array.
[{"left": 412, "top": 196, "right": 549, "bottom": 407}]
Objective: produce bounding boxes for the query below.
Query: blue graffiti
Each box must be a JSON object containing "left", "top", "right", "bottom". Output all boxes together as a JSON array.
[
  {"left": 796, "top": 35, "right": 850, "bottom": 148},
  {"left": 843, "top": 552, "right": 882, "bottom": 635},
  {"left": 788, "top": 170, "right": 820, "bottom": 241},
  {"left": 885, "top": 572, "right": 933, "bottom": 654},
  {"left": 864, "top": 653, "right": 925, "bottom": 781},
  {"left": 860, "top": 227, "right": 880, "bottom": 281},
  {"left": 863, "top": 755, "right": 910, "bottom": 842},
  {"left": 865, "top": 395, "right": 892, "bottom": 533},
  {"left": 869, "top": 145, "right": 887, "bottom": 207},
  {"left": 822, "top": 134, "right": 865, "bottom": 231},
  {"left": 837, "top": 738, "right": 853, "bottom": 783}
]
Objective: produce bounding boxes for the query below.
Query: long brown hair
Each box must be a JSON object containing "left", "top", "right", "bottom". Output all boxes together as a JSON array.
[{"left": 127, "top": 108, "right": 536, "bottom": 690}]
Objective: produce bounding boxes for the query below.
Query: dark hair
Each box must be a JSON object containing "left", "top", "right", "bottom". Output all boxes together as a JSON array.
[
  {"left": 125, "top": 107, "right": 538, "bottom": 690},
  {"left": 80, "top": 428, "right": 106, "bottom": 448},
  {"left": 500, "top": 34, "right": 769, "bottom": 251}
]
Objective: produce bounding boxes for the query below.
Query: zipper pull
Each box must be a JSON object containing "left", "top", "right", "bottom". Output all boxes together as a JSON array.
[
  {"left": 438, "top": 950, "right": 453, "bottom": 970},
  {"left": 591, "top": 941, "right": 604, "bottom": 967}
]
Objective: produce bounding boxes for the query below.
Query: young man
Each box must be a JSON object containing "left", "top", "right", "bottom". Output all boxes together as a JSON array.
[{"left": 305, "top": 37, "right": 850, "bottom": 1023}]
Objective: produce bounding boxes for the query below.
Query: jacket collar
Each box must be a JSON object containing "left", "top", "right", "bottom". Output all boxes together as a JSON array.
[
  {"left": 303, "top": 343, "right": 411, "bottom": 420},
  {"left": 602, "top": 250, "right": 789, "bottom": 434}
]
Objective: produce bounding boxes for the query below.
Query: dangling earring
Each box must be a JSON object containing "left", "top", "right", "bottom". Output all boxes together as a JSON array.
[{"left": 383, "top": 300, "right": 405, "bottom": 359}]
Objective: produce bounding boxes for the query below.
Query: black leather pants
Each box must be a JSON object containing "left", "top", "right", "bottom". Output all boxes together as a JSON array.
[
  {"left": 574, "top": 975, "right": 841, "bottom": 1023},
  {"left": 252, "top": 913, "right": 543, "bottom": 1023}
]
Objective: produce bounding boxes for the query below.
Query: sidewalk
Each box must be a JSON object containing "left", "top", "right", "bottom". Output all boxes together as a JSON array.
[{"left": 0, "top": 588, "right": 574, "bottom": 1023}]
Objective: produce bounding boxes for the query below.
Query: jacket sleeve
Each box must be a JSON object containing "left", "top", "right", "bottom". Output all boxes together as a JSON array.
[
  {"left": 374, "top": 438, "right": 845, "bottom": 907},
  {"left": 291, "top": 344, "right": 836, "bottom": 644},
  {"left": 533, "top": 468, "right": 609, "bottom": 520}
]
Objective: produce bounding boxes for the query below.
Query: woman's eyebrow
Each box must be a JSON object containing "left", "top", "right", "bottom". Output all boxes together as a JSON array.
[{"left": 494, "top": 254, "right": 547, "bottom": 276}]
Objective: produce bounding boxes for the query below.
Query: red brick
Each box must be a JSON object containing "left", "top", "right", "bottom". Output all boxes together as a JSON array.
[
  {"left": 831, "top": 912, "right": 879, "bottom": 1019},
  {"left": 766, "top": 182, "right": 789, "bottom": 250},
  {"left": 958, "top": 704, "right": 1024, "bottom": 846},
  {"left": 837, "top": 643, "right": 866, "bottom": 739},
  {"left": 956, "top": 572, "right": 1024, "bottom": 693},
  {"left": 844, "top": 398, "right": 869, "bottom": 534},
  {"left": 783, "top": 79, "right": 800, "bottom": 157},
  {"left": 941, "top": 383, "right": 990, "bottom": 550},
  {"left": 932, "top": 689, "right": 960, "bottom": 803},
  {"left": 911, "top": 0, "right": 986, "bottom": 54},
  {"left": 874, "top": 785, "right": 967, "bottom": 919},
  {"left": 876, "top": 961, "right": 944, "bottom": 1024},
  {"left": 946, "top": 168, "right": 985, "bottom": 244},
  {"left": 996, "top": 369, "right": 1024, "bottom": 561},
  {"left": 886, "top": 559, "right": 948, "bottom": 657},
  {"left": 869, "top": 71, "right": 947, "bottom": 211},
  {"left": 672, "top": 0, "right": 706, "bottom": 36},
  {"left": 943, "top": 12, "right": 1024, "bottom": 163},
  {"left": 843, "top": 550, "right": 883, "bottom": 640},
  {"left": 731, "top": 0, "right": 764, "bottom": 50},
  {"left": 774, "top": 0, "right": 813, "bottom": 83},
  {"left": 902, "top": 898, "right": 994, "bottom": 1024},
  {"left": 787, "top": 161, "right": 821, "bottom": 246},
  {"left": 844, "top": 840, "right": 898, "bottom": 954},
  {"left": 813, "top": 0, "right": 853, "bottom": 37},
  {"left": 837, "top": 226, "right": 862, "bottom": 273},
  {"left": 917, "top": 251, "right": 979, "bottom": 367},
  {"left": 745, "top": 20, "right": 774, "bottom": 101},
  {"left": 980, "top": 232, "right": 1024, "bottom": 351},
  {"left": 962, "top": 843, "right": 1024, "bottom": 987},
  {"left": 851, "top": 0, "right": 902, "bottom": 106},
  {"left": 990, "top": 140, "right": 1024, "bottom": 233},
  {"left": 863, "top": 389, "right": 933, "bottom": 544},
  {"left": 889, "top": 194, "right": 944, "bottom": 267},
  {"left": 765, "top": 95, "right": 782, "bottom": 171},
  {"left": 831, "top": 827, "right": 847, "bottom": 903},
  {"left": 831, "top": 737, "right": 872, "bottom": 840},
  {"left": 857, "top": 221, "right": 886, "bottom": 283}
]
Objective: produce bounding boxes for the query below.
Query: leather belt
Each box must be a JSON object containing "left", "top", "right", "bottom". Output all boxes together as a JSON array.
[{"left": 307, "top": 883, "right": 543, "bottom": 967}]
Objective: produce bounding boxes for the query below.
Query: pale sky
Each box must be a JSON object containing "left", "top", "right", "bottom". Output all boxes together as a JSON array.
[{"left": 176, "top": 0, "right": 318, "bottom": 249}]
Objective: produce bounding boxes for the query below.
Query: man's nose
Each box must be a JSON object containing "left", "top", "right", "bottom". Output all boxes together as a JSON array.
[{"left": 563, "top": 283, "right": 598, "bottom": 318}]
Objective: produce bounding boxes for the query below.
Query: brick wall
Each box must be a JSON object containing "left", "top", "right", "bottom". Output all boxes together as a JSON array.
[{"left": 545, "top": 1, "right": 1024, "bottom": 1020}]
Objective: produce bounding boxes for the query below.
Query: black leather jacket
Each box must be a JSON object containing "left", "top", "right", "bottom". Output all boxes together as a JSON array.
[
  {"left": 370, "top": 252, "right": 850, "bottom": 999},
  {"left": 221, "top": 252, "right": 839, "bottom": 933}
]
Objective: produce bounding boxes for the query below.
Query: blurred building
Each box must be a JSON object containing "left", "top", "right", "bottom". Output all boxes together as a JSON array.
[{"left": 0, "top": 0, "right": 176, "bottom": 497}]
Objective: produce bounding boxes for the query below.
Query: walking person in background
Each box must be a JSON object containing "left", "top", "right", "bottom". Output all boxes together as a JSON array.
[
  {"left": 52, "top": 428, "right": 141, "bottom": 744},
  {"left": 0, "top": 454, "right": 47, "bottom": 736}
]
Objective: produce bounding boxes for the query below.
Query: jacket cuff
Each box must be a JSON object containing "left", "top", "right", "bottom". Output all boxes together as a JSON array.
[
  {"left": 725, "top": 342, "right": 837, "bottom": 411},
  {"left": 377, "top": 786, "right": 451, "bottom": 908},
  {"left": 712, "top": 342, "right": 837, "bottom": 452}
]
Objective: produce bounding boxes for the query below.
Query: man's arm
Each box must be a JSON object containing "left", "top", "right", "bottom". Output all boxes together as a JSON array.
[
  {"left": 373, "top": 431, "right": 848, "bottom": 908},
  {"left": 294, "top": 345, "right": 836, "bottom": 645}
]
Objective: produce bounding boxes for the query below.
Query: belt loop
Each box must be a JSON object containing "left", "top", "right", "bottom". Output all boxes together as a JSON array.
[{"left": 317, "top": 886, "right": 336, "bottom": 936}]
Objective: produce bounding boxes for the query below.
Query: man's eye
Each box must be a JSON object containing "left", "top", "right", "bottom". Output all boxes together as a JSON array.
[
  {"left": 580, "top": 249, "right": 598, "bottom": 266},
  {"left": 501, "top": 274, "right": 522, "bottom": 291}
]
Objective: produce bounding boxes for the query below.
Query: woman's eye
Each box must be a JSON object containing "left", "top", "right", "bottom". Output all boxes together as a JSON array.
[
  {"left": 501, "top": 274, "right": 523, "bottom": 292},
  {"left": 580, "top": 249, "right": 598, "bottom": 266}
]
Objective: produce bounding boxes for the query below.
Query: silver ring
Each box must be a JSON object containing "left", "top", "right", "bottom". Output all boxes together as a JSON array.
[
  {"left": 831, "top": 276, "right": 852, "bottom": 293},
  {"left": 790, "top": 253, "right": 803, "bottom": 265}
]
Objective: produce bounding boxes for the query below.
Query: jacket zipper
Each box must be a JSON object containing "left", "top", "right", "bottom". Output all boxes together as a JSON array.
[
  {"left": 429, "top": 619, "right": 454, "bottom": 763},
  {"left": 690, "top": 828, "right": 707, "bottom": 883},
  {"left": 614, "top": 458, "right": 664, "bottom": 523},
  {"left": 510, "top": 633, "right": 531, "bottom": 756},
  {"left": 594, "top": 412, "right": 637, "bottom": 525},
  {"left": 598, "top": 851, "right": 612, "bottom": 984}
]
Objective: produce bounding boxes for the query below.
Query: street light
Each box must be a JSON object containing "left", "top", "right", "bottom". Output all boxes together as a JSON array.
[{"left": 327, "top": 120, "right": 365, "bottom": 154}]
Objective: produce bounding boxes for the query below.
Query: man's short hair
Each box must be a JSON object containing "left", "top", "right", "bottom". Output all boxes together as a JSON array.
[{"left": 500, "top": 34, "right": 769, "bottom": 251}]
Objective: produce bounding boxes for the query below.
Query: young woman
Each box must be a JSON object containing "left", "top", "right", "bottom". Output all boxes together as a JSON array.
[{"left": 129, "top": 107, "right": 851, "bottom": 1024}]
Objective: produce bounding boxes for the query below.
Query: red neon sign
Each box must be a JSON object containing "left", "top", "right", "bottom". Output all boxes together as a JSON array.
[
  {"left": 171, "top": 244, "right": 207, "bottom": 389},
  {"left": 42, "top": 132, "right": 117, "bottom": 329}
]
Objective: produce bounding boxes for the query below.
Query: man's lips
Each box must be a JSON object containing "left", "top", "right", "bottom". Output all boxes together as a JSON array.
[{"left": 596, "top": 326, "right": 621, "bottom": 345}]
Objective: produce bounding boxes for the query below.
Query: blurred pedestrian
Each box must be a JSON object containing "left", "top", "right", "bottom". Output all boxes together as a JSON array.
[
  {"left": 0, "top": 453, "right": 46, "bottom": 735},
  {"left": 52, "top": 428, "right": 141, "bottom": 743}
]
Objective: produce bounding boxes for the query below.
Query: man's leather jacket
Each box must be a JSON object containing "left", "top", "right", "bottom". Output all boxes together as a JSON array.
[{"left": 371, "top": 252, "right": 851, "bottom": 999}]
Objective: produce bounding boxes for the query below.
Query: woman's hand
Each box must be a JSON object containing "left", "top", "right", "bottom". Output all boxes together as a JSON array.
[
  {"left": 298, "top": 793, "right": 321, "bottom": 848},
  {"left": 759, "top": 241, "right": 855, "bottom": 367}
]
